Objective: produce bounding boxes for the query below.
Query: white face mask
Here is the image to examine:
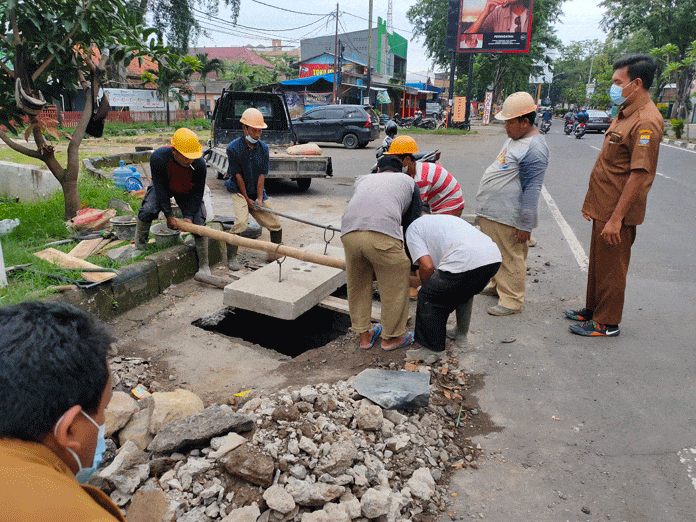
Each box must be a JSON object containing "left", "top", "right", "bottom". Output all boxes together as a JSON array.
[
  {"left": 245, "top": 135, "right": 258, "bottom": 145},
  {"left": 54, "top": 410, "right": 107, "bottom": 484}
]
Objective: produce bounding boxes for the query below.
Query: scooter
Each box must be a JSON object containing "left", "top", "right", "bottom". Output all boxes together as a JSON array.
[
  {"left": 540, "top": 120, "right": 552, "bottom": 134},
  {"left": 574, "top": 122, "right": 586, "bottom": 139},
  {"left": 371, "top": 149, "right": 442, "bottom": 173},
  {"left": 564, "top": 120, "right": 573, "bottom": 135}
]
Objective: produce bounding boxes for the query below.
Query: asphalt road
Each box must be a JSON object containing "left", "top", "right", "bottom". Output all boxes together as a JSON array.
[{"left": 310, "top": 124, "right": 696, "bottom": 521}]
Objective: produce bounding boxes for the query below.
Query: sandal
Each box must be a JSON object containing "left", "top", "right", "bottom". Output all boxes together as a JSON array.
[
  {"left": 382, "top": 331, "right": 415, "bottom": 351},
  {"left": 361, "top": 323, "right": 382, "bottom": 350}
]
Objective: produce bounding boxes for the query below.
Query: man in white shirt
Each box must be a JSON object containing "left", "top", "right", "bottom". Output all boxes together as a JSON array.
[{"left": 405, "top": 215, "right": 501, "bottom": 358}]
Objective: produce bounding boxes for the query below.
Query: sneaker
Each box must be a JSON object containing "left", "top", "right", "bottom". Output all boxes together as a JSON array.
[
  {"left": 569, "top": 320, "right": 620, "bottom": 337},
  {"left": 564, "top": 308, "right": 593, "bottom": 321},
  {"left": 487, "top": 304, "right": 521, "bottom": 316}
]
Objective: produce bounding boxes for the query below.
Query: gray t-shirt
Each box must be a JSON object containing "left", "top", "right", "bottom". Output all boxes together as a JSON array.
[{"left": 341, "top": 172, "right": 417, "bottom": 242}]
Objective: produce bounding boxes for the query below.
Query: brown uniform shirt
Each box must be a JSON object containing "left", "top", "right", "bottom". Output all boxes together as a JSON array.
[{"left": 582, "top": 91, "right": 663, "bottom": 226}]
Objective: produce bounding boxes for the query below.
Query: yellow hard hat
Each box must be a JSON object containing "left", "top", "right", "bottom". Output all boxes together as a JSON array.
[
  {"left": 387, "top": 135, "right": 419, "bottom": 155},
  {"left": 171, "top": 128, "right": 202, "bottom": 159},
  {"left": 495, "top": 92, "right": 537, "bottom": 121},
  {"left": 240, "top": 107, "right": 268, "bottom": 129}
]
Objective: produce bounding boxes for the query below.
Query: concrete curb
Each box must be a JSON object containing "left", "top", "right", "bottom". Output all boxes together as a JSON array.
[
  {"left": 49, "top": 240, "right": 223, "bottom": 319},
  {"left": 662, "top": 137, "right": 696, "bottom": 150}
]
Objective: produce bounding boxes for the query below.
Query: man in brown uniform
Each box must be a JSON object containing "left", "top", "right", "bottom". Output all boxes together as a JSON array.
[{"left": 566, "top": 55, "right": 663, "bottom": 337}]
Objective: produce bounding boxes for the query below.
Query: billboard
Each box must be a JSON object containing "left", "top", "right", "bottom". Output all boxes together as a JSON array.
[
  {"left": 455, "top": 0, "right": 533, "bottom": 54},
  {"left": 299, "top": 64, "right": 334, "bottom": 78},
  {"left": 103, "top": 88, "right": 164, "bottom": 109}
]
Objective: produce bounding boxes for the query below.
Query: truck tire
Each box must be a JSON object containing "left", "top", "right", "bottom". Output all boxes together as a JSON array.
[
  {"left": 295, "top": 178, "right": 311, "bottom": 191},
  {"left": 343, "top": 133, "right": 359, "bottom": 149}
]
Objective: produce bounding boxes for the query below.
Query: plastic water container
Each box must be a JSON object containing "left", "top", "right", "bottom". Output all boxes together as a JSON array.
[{"left": 113, "top": 160, "right": 139, "bottom": 188}]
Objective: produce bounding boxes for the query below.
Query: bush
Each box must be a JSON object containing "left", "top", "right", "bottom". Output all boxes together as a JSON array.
[
  {"left": 658, "top": 105, "right": 669, "bottom": 119},
  {"left": 670, "top": 118, "right": 685, "bottom": 139}
]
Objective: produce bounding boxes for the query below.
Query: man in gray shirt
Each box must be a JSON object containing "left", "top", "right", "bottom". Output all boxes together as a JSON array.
[{"left": 341, "top": 155, "right": 422, "bottom": 351}]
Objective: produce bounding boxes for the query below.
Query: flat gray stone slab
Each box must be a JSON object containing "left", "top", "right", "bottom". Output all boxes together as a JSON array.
[
  {"left": 354, "top": 368, "right": 431, "bottom": 410},
  {"left": 223, "top": 244, "right": 346, "bottom": 320}
]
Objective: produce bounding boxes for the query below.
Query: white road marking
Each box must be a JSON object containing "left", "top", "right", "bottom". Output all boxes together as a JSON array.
[
  {"left": 678, "top": 447, "right": 696, "bottom": 491},
  {"left": 661, "top": 142, "right": 696, "bottom": 154},
  {"left": 590, "top": 146, "right": 601, "bottom": 151},
  {"left": 541, "top": 186, "right": 588, "bottom": 272}
]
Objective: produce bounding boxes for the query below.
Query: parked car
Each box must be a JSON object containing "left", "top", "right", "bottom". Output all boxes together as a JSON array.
[
  {"left": 585, "top": 110, "right": 612, "bottom": 133},
  {"left": 292, "top": 105, "right": 380, "bottom": 149}
]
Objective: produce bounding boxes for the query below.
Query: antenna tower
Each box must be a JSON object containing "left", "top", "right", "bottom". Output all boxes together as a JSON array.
[{"left": 387, "top": 0, "right": 393, "bottom": 34}]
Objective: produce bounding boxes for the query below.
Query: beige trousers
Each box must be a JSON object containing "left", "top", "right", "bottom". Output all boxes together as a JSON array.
[
  {"left": 478, "top": 216, "right": 528, "bottom": 310},
  {"left": 229, "top": 193, "right": 282, "bottom": 234},
  {"left": 341, "top": 231, "right": 411, "bottom": 339}
]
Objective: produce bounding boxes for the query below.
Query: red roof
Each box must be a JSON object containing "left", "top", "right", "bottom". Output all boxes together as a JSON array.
[{"left": 189, "top": 46, "right": 272, "bottom": 79}]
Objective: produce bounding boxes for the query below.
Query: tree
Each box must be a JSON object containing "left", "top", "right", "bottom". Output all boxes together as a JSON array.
[
  {"left": 222, "top": 60, "right": 276, "bottom": 91},
  {"left": 0, "top": 0, "right": 165, "bottom": 219},
  {"left": 196, "top": 53, "right": 224, "bottom": 112},
  {"left": 143, "top": 56, "right": 200, "bottom": 125},
  {"left": 600, "top": 0, "right": 696, "bottom": 117},
  {"left": 266, "top": 53, "right": 299, "bottom": 80},
  {"left": 650, "top": 42, "right": 695, "bottom": 119}
]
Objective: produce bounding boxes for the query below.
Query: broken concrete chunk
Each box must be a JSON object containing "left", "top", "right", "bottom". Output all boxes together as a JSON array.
[
  {"left": 407, "top": 467, "right": 435, "bottom": 500},
  {"left": 354, "top": 368, "right": 430, "bottom": 410},
  {"left": 125, "top": 488, "right": 170, "bottom": 522},
  {"left": 105, "top": 391, "right": 139, "bottom": 437},
  {"left": 263, "top": 484, "right": 296, "bottom": 514},
  {"left": 148, "top": 404, "right": 253, "bottom": 453},
  {"left": 315, "top": 440, "right": 358, "bottom": 475},
  {"left": 360, "top": 487, "right": 392, "bottom": 519},
  {"left": 222, "top": 445, "right": 275, "bottom": 488},
  {"left": 355, "top": 402, "right": 383, "bottom": 431},
  {"left": 285, "top": 477, "right": 344, "bottom": 507},
  {"left": 119, "top": 409, "right": 153, "bottom": 450},
  {"left": 209, "top": 432, "right": 247, "bottom": 459},
  {"left": 147, "top": 389, "right": 205, "bottom": 435}
]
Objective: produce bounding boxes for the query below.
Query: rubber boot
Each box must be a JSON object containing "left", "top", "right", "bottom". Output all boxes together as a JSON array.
[
  {"left": 131, "top": 219, "right": 151, "bottom": 258},
  {"left": 194, "top": 236, "right": 211, "bottom": 275},
  {"left": 446, "top": 296, "right": 473, "bottom": 348},
  {"left": 227, "top": 244, "right": 243, "bottom": 271},
  {"left": 268, "top": 229, "right": 283, "bottom": 262}
]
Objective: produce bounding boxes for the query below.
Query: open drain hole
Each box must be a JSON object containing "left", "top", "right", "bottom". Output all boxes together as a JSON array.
[{"left": 193, "top": 306, "right": 351, "bottom": 357}]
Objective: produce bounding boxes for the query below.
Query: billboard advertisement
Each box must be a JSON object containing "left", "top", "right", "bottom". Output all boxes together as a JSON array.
[
  {"left": 299, "top": 64, "right": 334, "bottom": 78},
  {"left": 456, "top": 0, "right": 533, "bottom": 54},
  {"left": 104, "top": 88, "right": 164, "bottom": 109}
]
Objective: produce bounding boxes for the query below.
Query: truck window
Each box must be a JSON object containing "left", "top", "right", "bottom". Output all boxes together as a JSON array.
[{"left": 233, "top": 100, "right": 274, "bottom": 119}]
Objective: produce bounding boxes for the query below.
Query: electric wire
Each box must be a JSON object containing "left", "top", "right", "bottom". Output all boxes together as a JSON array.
[
  {"left": 248, "top": 0, "right": 326, "bottom": 17},
  {"left": 191, "top": 7, "right": 331, "bottom": 33}
]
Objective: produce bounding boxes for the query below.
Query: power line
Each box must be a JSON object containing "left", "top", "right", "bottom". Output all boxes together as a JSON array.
[
  {"left": 248, "top": 0, "right": 326, "bottom": 17},
  {"left": 191, "top": 7, "right": 331, "bottom": 33},
  {"left": 194, "top": 16, "right": 303, "bottom": 44}
]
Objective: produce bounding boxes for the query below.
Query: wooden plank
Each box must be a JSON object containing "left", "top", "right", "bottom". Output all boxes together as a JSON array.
[
  {"left": 95, "top": 239, "right": 125, "bottom": 255},
  {"left": 33, "top": 248, "right": 116, "bottom": 283},
  {"left": 319, "top": 295, "right": 398, "bottom": 323},
  {"left": 69, "top": 238, "right": 107, "bottom": 259}
]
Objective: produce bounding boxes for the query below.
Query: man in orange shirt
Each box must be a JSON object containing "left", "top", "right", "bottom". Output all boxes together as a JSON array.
[
  {"left": 0, "top": 301, "right": 124, "bottom": 521},
  {"left": 566, "top": 55, "right": 664, "bottom": 337}
]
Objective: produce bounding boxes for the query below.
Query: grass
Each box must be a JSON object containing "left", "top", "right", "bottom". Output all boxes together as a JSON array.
[
  {"left": 0, "top": 174, "right": 154, "bottom": 306},
  {"left": 402, "top": 126, "right": 474, "bottom": 136}
]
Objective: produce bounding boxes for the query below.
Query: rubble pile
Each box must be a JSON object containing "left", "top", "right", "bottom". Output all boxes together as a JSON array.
[{"left": 101, "top": 365, "right": 480, "bottom": 522}]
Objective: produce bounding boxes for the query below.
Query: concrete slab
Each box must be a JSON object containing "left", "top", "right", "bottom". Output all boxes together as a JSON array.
[
  {"left": 0, "top": 160, "right": 60, "bottom": 202},
  {"left": 223, "top": 244, "right": 346, "bottom": 320}
]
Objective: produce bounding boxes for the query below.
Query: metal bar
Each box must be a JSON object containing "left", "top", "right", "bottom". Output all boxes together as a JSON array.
[{"left": 253, "top": 204, "right": 341, "bottom": 232}]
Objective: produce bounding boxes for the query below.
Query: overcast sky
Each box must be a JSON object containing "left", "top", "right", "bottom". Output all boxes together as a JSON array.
[{"left": 194, "top": 0, "right": 608, "bottom": 82}]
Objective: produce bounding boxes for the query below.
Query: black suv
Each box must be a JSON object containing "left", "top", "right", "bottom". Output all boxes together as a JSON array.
[{"left": 292, "top": 105, "right": 380, "bottom": 149}]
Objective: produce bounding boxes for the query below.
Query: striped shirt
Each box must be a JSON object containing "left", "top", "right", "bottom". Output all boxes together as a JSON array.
[{"left": 415, "top": 162, "right": 465, "bottom": 214}]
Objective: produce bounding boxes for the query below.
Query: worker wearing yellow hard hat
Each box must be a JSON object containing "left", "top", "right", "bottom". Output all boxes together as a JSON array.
[
  {"left": 134, "top": 128, "right": 212, "bottom": 275},
  {"left": 223, "top": 107, "right": 282, "bottom": 270}
]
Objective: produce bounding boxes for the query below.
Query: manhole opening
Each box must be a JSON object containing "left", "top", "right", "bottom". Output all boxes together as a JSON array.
[{"left": 193, "top": 304, "right": 351, "bottom": 358}]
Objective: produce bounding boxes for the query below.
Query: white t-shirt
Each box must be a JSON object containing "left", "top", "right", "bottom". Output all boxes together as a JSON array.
[{"left": 405, "top": 215, "right": 501, "bottom": 274}]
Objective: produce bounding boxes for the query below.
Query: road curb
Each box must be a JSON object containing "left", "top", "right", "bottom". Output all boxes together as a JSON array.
[{"left": 662, "top": 137, "right": 696, "bottom": 150}]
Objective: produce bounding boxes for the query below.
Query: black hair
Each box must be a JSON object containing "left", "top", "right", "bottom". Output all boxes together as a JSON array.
[
  {"left": 0, "top": 301, "right": 113, "bottom": 441},
  {"left": 517, "top": 110, "right": 536, "bottom": 125},
  {"left": 377, "top": 155, "right": 403, "bottom": 172},
  {"left": 613, "top": 54, "right": 656, "bottom": 90}
]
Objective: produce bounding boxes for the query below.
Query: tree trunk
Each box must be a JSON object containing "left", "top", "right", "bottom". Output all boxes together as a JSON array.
[
  {"left": 60, "top": 176, "right": 81, "bottom": 220},
  {"left": 203, "top": 84, "right": 207, "bottom": 113},
  {"left": 166, "top": 95, "right": 170, "bottom": 126}
]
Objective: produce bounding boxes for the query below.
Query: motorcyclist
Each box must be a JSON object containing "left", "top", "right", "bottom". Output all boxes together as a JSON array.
[
  {"left": 575, "top": 107, "right": 589, "bottom": 130},
  {"left": 563, "top": 109, "right": 574, "bottom": 125},
  {"left": 376, "top": 120, "right": 398, "bottom": 157},
  {"left": 542, "top": 108, "right": 553, "bottom": 122}
]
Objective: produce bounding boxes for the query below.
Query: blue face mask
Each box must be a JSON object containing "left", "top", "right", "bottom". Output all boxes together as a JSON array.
[
  {"left": 245, "top": 135, "right": 258, "bottom": 145},
  {"left": 609, "top": 79, "right": 634, "bottom": 105},
  {"left": 54, "top": 410, "right": 107, "bottom": 484}
]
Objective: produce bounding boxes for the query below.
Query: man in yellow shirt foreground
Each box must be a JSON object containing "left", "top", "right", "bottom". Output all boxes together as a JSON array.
[{"left": 0, "top": 301, "right": 124, "bottom": 522}]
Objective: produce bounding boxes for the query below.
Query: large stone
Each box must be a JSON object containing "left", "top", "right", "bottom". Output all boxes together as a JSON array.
[
  {"left": 322, "top": 503, "right": 351, "bottom": 522},
  {"left": 148, "top": 404, "right": 253, "bottom": 453},
  {"left": 300, "top": 510, "right": 331, "bottom": 522},
  {"left": 407, "top": 467, "right": 435, "bottom": 500},
  {"left": 355, "top": 402, "right": 383, "bottom": 432},
  {"left": 119, "top": 409, "right": 153, "bottom": 450},
  {"left": 221, "top": 504, "right": 261, "bottom": 522},
  {"left": 360, "top": 487, "right": 392, "bottom": 519},
  {"left": 147, "top": 389, "right": 205, "bottom": 435},
  {"left": 285, "top": 477, "right": 344, "bottom": 507},
  {"left": 222, "top": 445, "right": 275, "bottom": 488},
  {"left": 126, "top": 488, "right": 171, "bottom": 522},
  {"left": 223, "top": 244, "right": 346, "bottom": 320},
  {"left": 99, "top": 441, "right": 149, "bottom": 495},
  {"left": 263, "top": 485, "right": 296, "bottom": 514},
  {"left": 315, "top": 440, "right": 358, "bottom": 475},
  {"left": 353, "top": 369, "right": 430, "bottom": 410},
  {"left": 105, "top": 391, "right": 139, "bottom": 437}
]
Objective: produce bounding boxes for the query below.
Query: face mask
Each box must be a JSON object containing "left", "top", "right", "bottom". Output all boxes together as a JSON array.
[
  {"left": 609, "top": 79, "right": 634, "bottom": 105},
  {"left": 54, "top": 410, "right": 107, "bottom": 484},
  {"left": 245, "top": 135, "right": 258, "bottom": 145}
]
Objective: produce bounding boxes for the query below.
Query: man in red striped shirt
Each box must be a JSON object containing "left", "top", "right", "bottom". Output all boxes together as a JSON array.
[{"left": 387, "top": 136, "right": 464, "bottom": 217}]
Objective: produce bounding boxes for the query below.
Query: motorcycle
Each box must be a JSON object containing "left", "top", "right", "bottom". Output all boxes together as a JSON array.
[
  {"left": 574, "top": 122, "right": 586, "bottom": 139},
  {"left": 412, "top": 113, "right": 438, "bottom": 130},
  {"left": 540, "top": 120, "right": 552, "bottom": 134},
  {"left": 564, "top": 120, "right": 573, "bottom": 135},
  {"left": 371, "top": 149, "right": 442, "bottom": 173},
  {"left": 375, "top": 135, "right": 394, "bottom": 158}
]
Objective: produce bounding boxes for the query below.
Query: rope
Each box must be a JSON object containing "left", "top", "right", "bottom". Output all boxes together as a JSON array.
[{"left": 253, "top": 204, "right": 341, "bottom": 233}]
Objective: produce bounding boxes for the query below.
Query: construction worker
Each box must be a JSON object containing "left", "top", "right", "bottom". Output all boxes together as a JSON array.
[
  {"left": 224, "top": 108, "right": 283, "bottom": 270},
  {"left": 134, "top": 128, "right": 211, "bottom": 275},
  {"left": 387, "top": 136, "right": 465, "bottom": 217}
]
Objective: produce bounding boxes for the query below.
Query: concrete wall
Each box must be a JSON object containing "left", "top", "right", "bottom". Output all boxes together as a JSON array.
[{"left": 0, "top": 160, "right": 61, "bottom": 202}]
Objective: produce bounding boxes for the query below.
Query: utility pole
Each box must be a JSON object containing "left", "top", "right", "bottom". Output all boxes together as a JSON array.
[
  {"left": 333, "top": 3, "right": 339, "bottom": 104},
  {"left": 366, "top": 0, "right": 373, "bottom": 105}
]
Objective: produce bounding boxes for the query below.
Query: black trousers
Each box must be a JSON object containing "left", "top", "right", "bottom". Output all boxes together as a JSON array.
[
  {"left": 415, "top": 262, "right": 501, "bottom": 352},
  {"left": 138, "top": 185, "right": 206, "bottom": 225}
]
